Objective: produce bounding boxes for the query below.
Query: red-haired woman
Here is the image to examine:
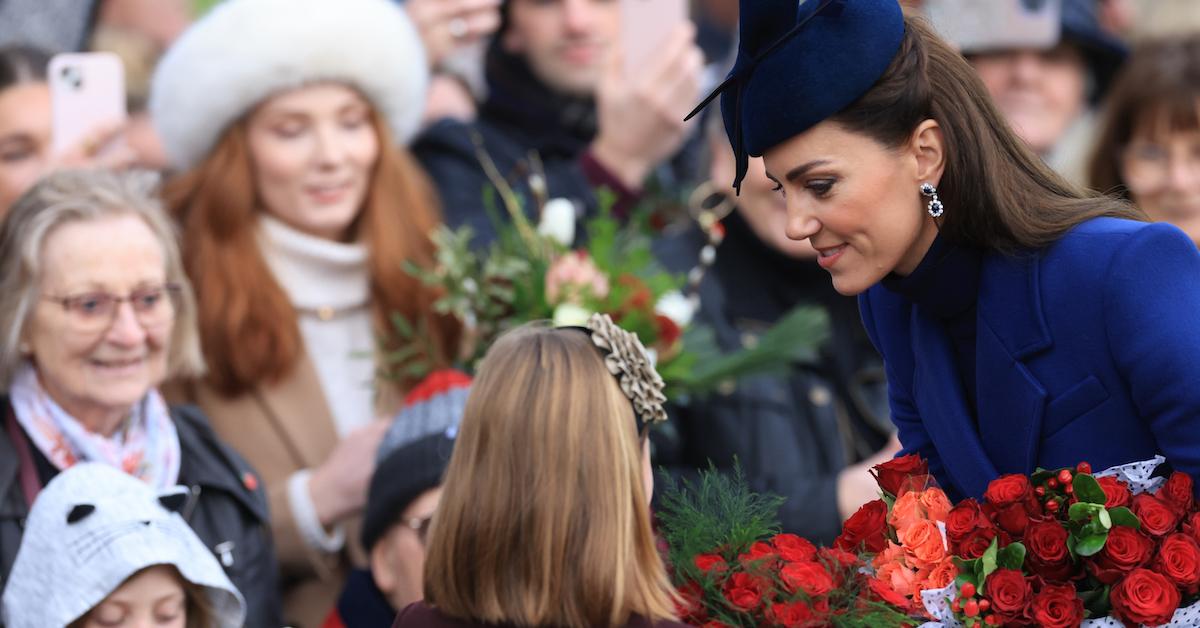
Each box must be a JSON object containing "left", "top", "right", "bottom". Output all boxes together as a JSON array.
[{"left": 149, "top": 0, "right": 459, "bottom": 623}]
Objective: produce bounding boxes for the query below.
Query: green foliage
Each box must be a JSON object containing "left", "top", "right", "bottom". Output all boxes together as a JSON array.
[
  {"left": 656, "top": 461, "right": 786, "bottom": 581},
  {"left": 668, "top": 306, "right": 829, "bottom": 399}
]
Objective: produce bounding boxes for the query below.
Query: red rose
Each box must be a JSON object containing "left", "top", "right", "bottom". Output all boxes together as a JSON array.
[
  {"left": 984, "top": 569, "right": 1033, "bottom": 620},
  {"left": 738, "top": 541, "right": 776, "bottom": 566},
  {"left": 780, "top": 561, "right": 836, "bottom": 597},
  {"left": 1132, "top": 493, "right": 1182, "bottom": 537},
  {"left": 694, "top": 553, "right": 728, "bottom": 575},
  {"left": 1097, "top": 476, "right": 1132, "bottom": 509},
  {"left": 1154, "top": 533, "right": 1200, "bottom": 595},
  {"left": 945, "top": 498, "right": 988, "bottom": 542},
  {"left": 867, "top": 577, "right": 909, "bottom": 609},
  {"left": 835, "top": 499, "right": 888, "bottom": 553},
  {"left": 674, "top": 581, "right": 707, "bottom": 623},
  {"left": 700, "top": 622, "right": 732, "bottom": 628},
  {"left": 871, "top": 454, "right": 929, "bottom": 497},
  {"left": 985, "top": 474, "right": 1034, "bottom": 506},
  {"left": 818, "top": 547, "right": 860, "bottom": 570},
  {"left": 1024, "top": 518, "right": 1076, "bottom": 582},
  {"left": 722, "top": 572, "right": 766, "bottom": 611},
  {"left": 772, "top": 533, "right": 817, "bottom": 563},
  {"left": 956, "top": 527, "right": 1000, "bottom": 560},
  {"left": 1159, "top": 472, "right": 1195, "bottom": 514},
  {"left": 1029, "top": 583, "right": 1084, "bottom": 628},
  {"left": 1184, "top": 512, "right": 1200, "bottom": 545},
  {"left": 983, "top": 475, "right": 1042, "bottom": 537},
  {"left": 1088, "top": 526, "right": 1155, "bottom": 584},
  {"left": 766, "top": 600, "right": 815, "bottom": 628},
  {"left": 1110, "top": 568, "right": 1181, "bottom": 627}
]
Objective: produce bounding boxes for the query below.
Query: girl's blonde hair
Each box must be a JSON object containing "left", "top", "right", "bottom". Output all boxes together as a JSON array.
[{"left": 424, "top": 324, "right": 678, "bottom": 627}]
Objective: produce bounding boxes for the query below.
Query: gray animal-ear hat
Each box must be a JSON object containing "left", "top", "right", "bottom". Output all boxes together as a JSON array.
[
  {"left": 1, "top": 463, "right": 245, "bottom": 628},
  {"left": 149, "top": 0, "right": 429, "bottom": 171}
]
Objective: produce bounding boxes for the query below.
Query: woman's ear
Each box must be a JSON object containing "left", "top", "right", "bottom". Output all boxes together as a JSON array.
[{"left": 911, "top": 119, "right": 946, "bottom": 186}]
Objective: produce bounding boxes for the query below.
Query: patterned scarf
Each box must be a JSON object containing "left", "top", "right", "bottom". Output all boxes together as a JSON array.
[{"left": 10, "top": 362, "right": 181, "bottom": 491}]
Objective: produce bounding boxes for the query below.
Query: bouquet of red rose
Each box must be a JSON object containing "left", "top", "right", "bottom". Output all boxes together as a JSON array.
[
  {"left": 871, "top": 456, "right": 1200, "bottom": 627},
  {"left": 656, "top": 465, "right": 912, "bottom": 627}
]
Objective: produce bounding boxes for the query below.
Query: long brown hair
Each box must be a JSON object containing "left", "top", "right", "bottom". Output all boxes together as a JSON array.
[
  {"left": 831, "top": 15, "right": 1144, "bottom": 252},
  {"left": 1088, "top": 34, "right": 1200, "bottom": 198},
  {"left": 164, "top": 110, "right": 459, "bottom": 397},
  {"left": 424, "top": 325, "right": 678, "bottom": 627}
]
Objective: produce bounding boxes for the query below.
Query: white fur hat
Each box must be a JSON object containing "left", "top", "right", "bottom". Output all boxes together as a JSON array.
[{"left": 150, "top": 0, "right": 429, "bottom": 171}]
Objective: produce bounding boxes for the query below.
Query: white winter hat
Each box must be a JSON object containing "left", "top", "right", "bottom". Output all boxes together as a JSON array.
[
  {"left": 149, "top": 0, "right": 429, "bottom": 171},
  {"left": 1, "top": 464, "right": 246, "bottom": 628}
]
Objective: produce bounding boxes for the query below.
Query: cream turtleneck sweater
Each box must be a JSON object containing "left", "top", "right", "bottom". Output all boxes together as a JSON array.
[{"left": 256, "top": 214, "right": 376, "bottom": 437}]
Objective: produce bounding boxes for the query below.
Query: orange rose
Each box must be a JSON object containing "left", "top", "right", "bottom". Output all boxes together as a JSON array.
[
  {"left": 872, "top": 541, "right": 907, "bottom": 570},
  {"left": 900, "top": 519, "right": 947, "bottom": 570},
  {"left": 919, "top": 488, "right": 953, "bottom": 523},
  {"left": 875, "top": 558, "right": 919, "bottom": 598},
  {"left": 923, "top": 559, "right": 959, "bottom": 590},
  {"left": 888, "top": 491, "right": 924, "bottom": 534}
]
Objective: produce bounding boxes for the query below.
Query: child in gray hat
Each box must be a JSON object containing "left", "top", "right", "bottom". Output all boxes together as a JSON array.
[{"left": 1, "top": 463, "right": 245, "bottom": 628}]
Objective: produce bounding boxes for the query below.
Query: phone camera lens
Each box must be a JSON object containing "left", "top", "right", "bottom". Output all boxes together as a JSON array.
[{"left": 59, "top": 65, "right": 83, "bottom": 89}]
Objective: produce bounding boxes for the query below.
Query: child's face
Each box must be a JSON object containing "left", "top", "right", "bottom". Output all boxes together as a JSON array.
[{"left": 81, "top": 564, "right": 187, "bottom": 628}]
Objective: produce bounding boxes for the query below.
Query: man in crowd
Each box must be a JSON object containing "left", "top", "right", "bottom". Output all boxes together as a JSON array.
[{"left": 413, "top": 0, "right": 704, "bottom": 245}]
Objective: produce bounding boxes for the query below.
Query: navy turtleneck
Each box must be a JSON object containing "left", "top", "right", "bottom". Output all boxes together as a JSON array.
[{"left": 881, "top": 235, "right": 984, "bottom": 412}]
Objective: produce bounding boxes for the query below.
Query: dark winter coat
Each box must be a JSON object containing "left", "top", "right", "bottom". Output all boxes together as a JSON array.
[{"left": 0, "top": 400, "right": 283, "bottom": 627}]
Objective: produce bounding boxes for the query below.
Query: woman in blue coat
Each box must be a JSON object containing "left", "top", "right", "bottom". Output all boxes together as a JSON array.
[{"left": 689, "top": 0, "right": 1200, "bottom": 500}]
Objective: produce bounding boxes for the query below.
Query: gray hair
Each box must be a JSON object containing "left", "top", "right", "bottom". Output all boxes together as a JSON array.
[{"left": 0, "top": 169, "right": 205, "bottom": 390}]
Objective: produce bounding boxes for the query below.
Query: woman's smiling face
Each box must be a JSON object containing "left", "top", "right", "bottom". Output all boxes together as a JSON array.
[{"left": 763, "top": 119, "right": 943, "bottom": 295}]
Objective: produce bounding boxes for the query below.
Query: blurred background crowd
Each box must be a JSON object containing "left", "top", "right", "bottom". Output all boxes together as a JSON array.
[{"left": 0, "top": 0, "right": 1198, "bottom": 626}]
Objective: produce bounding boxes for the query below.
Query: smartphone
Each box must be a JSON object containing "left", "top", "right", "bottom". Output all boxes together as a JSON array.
[
  {"left": 922, "top": 0, "right": 1062, "bottom": 54},
  {"left": 48, "top": 52, "right": 127, "bottom": 155},
  {"left": 620, "top": 0, "right": 689, "bottom": 79}
]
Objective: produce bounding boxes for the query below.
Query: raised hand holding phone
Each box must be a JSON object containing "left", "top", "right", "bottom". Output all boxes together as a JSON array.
[
  {"left": 49, "top": 52, "right": 130, "bottom": 160},
  {"left": 591, "top": 3, "right": 703, "bottom": 190}
]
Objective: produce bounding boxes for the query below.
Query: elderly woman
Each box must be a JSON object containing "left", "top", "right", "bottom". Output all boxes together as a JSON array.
[{"left": 0, "top": 169, "right": 281, "bottom": 627}]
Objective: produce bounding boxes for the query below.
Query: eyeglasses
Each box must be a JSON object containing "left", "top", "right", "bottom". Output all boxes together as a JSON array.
[
  {"left": 1121, "top": 140, "right": 1200, "bottom": 194},
  {"left": 405, "top": 515, "right": 433, "bottom": 546},
  {"left": 42, "top": 283, "right": 182, "bottom": 334}
]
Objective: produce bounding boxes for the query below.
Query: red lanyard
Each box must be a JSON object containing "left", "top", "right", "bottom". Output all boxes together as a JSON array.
[{"left": 5, "top": 409, "right": 42, "bottom": 509}]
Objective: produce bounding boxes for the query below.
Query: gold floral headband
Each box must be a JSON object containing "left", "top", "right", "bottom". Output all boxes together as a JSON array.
[{"left": 574, "top": 313, "right": 668, "bottom": 436}]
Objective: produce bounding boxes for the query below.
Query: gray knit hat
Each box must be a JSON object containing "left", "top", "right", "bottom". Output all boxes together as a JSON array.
[{"left": 1, "top": 464, "right": 245, "bottom": 628}]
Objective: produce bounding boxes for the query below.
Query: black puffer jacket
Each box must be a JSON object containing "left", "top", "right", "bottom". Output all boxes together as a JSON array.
[
  {"left": 652, "top": 213, "right": 893, "bottom": 545},
  {"left": 0, "top": 400, "right": 283, "bottom": 627}
]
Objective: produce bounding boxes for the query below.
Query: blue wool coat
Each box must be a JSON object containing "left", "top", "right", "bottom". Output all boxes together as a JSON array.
[{"left": 859, "top": 218, "right": 1200, "bottom": 500}]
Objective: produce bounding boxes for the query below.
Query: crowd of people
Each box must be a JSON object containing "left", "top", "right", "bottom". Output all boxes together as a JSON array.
[{"left": 0, "top": 0, "right": 1199, "bottom": 626}]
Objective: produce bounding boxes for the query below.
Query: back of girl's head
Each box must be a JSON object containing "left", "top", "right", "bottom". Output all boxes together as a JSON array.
[
  {"left": 423, "top": 324, "right": 676, "bottom": 627},
  {"left": 0, "top": 45, "right": 49, "bottom": 92},
  {"left": 830, "top": 14, "right": 1141, "bottom": 251},
  {"left": 1089, "top": 35, "right": 1200, "bottom": 197}
]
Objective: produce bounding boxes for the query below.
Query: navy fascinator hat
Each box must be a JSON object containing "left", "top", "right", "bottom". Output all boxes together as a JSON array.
[{"left": 687, "top": 0, "right": 905, "bottom": 193}]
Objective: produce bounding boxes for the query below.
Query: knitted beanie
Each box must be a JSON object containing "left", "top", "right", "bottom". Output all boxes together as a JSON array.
[{"left": 361, "top": 369, "right": 471, "bottom": 550}]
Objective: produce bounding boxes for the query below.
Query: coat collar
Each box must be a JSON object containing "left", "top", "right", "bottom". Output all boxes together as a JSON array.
[{"left": 907, "top": 250, "right": 1053, "bottom": 498}]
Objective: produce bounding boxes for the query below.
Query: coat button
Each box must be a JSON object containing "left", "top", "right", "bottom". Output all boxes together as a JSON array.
[{"left": 809, "top": 385, "right": 832, "bottom": 407}]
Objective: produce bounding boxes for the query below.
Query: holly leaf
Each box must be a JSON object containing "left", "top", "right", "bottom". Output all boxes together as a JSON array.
[{"left": 1073, "top": 474, "right": 1108, "bottom": 505}]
